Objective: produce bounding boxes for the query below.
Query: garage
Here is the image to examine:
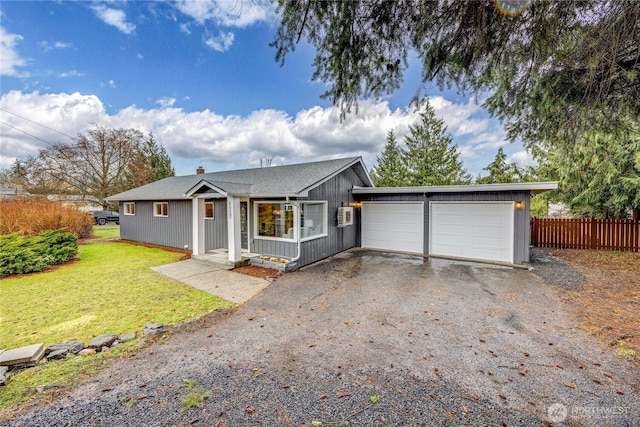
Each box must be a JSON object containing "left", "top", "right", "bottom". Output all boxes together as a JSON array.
[
  {"left": 353, "top": 182, "right": 558, "bottom": 265},
  {"left": 430, "top": 202, "right": 514, "bottom": 263},
  {"left": 361, "top": 202, "right": 424, "bottom": 254}
]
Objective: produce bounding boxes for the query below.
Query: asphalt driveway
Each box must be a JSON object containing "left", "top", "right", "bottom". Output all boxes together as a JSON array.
[{"left": 6, "top": 250, "right": 639, "bottom": 426}]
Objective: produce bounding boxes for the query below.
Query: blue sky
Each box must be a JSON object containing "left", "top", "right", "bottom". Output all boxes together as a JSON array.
[{"left": 0, "top": 0, "right": 532, "bottom": 177}]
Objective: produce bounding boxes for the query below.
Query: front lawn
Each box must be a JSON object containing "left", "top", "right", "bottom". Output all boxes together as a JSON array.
[{"left": 0, "top": 229, "right": 234, "bottom": 410}]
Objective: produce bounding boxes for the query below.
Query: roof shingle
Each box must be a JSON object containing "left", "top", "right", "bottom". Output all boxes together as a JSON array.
[{"left": 107, "top": 157, "right": 370, "bottom": 201}]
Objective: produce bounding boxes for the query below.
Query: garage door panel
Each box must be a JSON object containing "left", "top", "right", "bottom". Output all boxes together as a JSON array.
[
  {"left": 430, "top": 202, "right": 514, "bottom": 263},
  {"left": 362, "top": 202, "right": 424, "bottom": 254}
]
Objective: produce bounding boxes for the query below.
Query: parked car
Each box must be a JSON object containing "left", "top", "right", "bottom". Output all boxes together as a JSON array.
[{"left": 91, "top": 210, "right": 119, "bottom": 225}]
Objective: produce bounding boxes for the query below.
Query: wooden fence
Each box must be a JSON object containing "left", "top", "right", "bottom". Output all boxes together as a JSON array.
[{"left": 530, "top": 217, "right": 640, "bottom": 252}]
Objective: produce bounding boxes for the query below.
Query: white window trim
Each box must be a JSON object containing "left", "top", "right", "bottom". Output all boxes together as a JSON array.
[
  {"left": 124, "top": 202, "right": 135, "bottom": 216},
  {"left": 153, "top": 202, "right": 169, "bottom": 217},
  {"left": 253, "top": 201, "right": 297, "bottom": 242},
  {"left": 204, "top": 201, "right": 214, "bottom": 220},
  {"left": 300, "top": 201, "right": 328, "bottom": 242}
]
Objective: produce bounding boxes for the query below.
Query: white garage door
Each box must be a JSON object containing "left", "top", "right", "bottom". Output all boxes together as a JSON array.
[
  {"left": 430, "top": 202, "right": 514, "bottom": 263},
  {"left": 361, "top": 202, "right": 424, "bottom": 254}
]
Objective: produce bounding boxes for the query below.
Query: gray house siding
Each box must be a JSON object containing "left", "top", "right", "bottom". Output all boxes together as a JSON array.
[
  {"left": 205, "top": 199, "right": 228, "bottom": 251},
  {"left": 355, "top": 191, "right": 531, "bottom": 264},
  {"left": 298, "top": 166, "right": 365, "bottom": 267},
  {"left": 119, "top": 200, "right": 192, "bottom": 250},
  {"left": 250, "top": 166, "right": 366, "bottom": 267},
  {"left": 251, "top": 237, "right": 297, "bottom": 259}
]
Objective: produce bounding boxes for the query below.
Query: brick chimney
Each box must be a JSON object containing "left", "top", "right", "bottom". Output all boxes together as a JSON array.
[{"left": 196, "top": 166, "right": 205, "bottom": 175}]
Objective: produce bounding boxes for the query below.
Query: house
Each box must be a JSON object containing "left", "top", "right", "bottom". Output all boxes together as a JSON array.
[
  {"left": 0, "top": 186, "right": 31, "bottom": 199},
  {"left": 107, "top": 157, "right": 557, "bottom": 268},
  {"left": 46, "top": 194, "right": 102, "bottom": 212}
]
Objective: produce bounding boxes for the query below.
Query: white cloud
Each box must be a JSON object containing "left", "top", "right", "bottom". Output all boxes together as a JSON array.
[
  {"left": 39, "top": 41, "right": 73, "bottom": 51},
  {"left": 59, "top": 70, "right": 85, "bottom": 78},
  {"left": 156, "top": 97, "right": 176, "bottom": 108},
  {"left": 0, "top": 91, "right": 107, "bottom": 168},
  {"left": 179, "top": 22, "right": 191, "bottom": 35},
  {"left": 174, "top": 0, "right": 275, "bottom": 28},
  {"left": 137, "top": 53, "right": 144, "bottom": 60},
  {"left": 204, "top": 31, "right": 234, "bottom": 52},
  {"left": 0, "top": 91, "right": 519, "bottom": 176},
  {"left": 0, "top": 27, "right": 29, "bottom": 77},
  {"left": 108, "top": 80, "right": 117, "bottom": 88},
  {"left": 91, "top": 5, "right": 136, "bottom": 34},
  {"left": 510, "top": 150, "right": 536, "bottom": 168}
]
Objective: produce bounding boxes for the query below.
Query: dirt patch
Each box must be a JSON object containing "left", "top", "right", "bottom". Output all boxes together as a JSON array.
[
  {"left": 233, "top": 265, "right": 280, "bottom": 280},
  {"left": 545, "top": 249, "right": 640, "bottom": 365}
]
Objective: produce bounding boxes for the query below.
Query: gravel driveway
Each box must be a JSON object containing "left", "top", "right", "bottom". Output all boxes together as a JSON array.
[{"left": 5, "top": 249, "right": 639, "bottom": 426}]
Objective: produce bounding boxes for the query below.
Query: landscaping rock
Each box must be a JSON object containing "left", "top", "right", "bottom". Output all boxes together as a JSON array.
[
  {"left": 78, "top": 348, "right": 96, "bottom": 357},
  {"left": 100, "top": 346, "right": 110, "bottom": 353},
  {"left": 46, "top": 341, "right": 84, "bottom": 355},
  {"left": 0, "top": 343, "right": 45, "bottom": 367},
  {"left": 142, "top": 323, "right": 166, "bottom": 335},
  {"left": 88, "top": 334, "right": 118, "bottom": 349},
  {"left": 0, "top": 366, "right": 8, "bottom": 386},
  {"left": 45, "top": 349, "right": 69, "bottom": 361},
  {"left": 119, "top": 332, "right": 137, "bottom": 343}
]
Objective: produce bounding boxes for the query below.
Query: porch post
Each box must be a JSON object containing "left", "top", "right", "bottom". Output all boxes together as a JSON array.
[
  {"left": 227, "top": 196, "right": 241, "bottom": 262},
  {"left": 192, "top": 197, "right": 205, "bottom": 255}
]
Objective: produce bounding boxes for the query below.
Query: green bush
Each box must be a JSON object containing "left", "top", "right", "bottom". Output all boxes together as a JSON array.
[{"left": 0, "top": 230, "right": 78, "bottom": 277}]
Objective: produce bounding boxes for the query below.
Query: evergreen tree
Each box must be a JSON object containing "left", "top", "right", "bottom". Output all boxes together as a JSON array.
[
  {"left": 539, "top": 126, "right": 640, "bottom": 219},
  {"left": 476, "top": 147, "right": 522, "bottom": 184},
  {"left": 371, "top": 130, "right": 404, "bottom": 186},
  {"left": 402, "top": 101, "right": 470, "bottom": 186}
]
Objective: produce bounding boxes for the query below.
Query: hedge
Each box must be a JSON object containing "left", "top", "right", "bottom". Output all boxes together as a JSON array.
[{"left": 0, "top": 230, "right": 78, "bottom": 278}]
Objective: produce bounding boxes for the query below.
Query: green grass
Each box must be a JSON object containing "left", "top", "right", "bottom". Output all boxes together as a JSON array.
[
  {"left": 91, "top": 225, "right": 121, "bottom": 239},
  {"left": 0, "top": 230, "right": 234, "bottom": 411},
  {"left": 1, "top": 235, "right": 233, "bottom": 349}
]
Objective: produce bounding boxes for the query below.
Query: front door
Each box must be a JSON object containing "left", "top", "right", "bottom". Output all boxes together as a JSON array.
[{"left": 240, "top": 201, "right": 248, "bottom": 250}]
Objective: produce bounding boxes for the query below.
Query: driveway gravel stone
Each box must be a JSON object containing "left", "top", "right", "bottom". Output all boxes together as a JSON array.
[{"left": 4, "top": 249, "right": 639, "bottom": 426}]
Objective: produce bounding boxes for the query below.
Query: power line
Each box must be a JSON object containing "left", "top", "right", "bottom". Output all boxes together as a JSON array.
[
  {"left": 0, "top": 120, "right": 55, "bottom": 147},
  {"left": 0, "top": 107, "right": 75, "bottom": 139}
]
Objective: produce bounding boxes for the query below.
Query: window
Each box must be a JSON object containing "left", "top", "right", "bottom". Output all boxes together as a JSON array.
[
  {"left": 124, "top": 202, "right": 135, "bottom": 216},
  {"left": 205, "top": 201, "right": 214, "bottom": 219},
  {"left": 256, "top": 202, "right": 295, "bottom": 240},
  {"left": 154, "top": 202, "right": 168, "bottom": 217},
  {"left": 300, "top": 202, "right": 327, "bottom": 240}
]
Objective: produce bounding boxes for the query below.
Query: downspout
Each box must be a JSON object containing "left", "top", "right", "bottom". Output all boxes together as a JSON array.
[{"left": 288, "top": 197, "right": 302, "bottom": 264}]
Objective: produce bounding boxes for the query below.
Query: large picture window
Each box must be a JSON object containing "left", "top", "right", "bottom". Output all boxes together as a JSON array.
[
  {"left": 256, "top": 202, "right": 295, "bottom": 240},
  {"left": 300, "top": 202, "right": 327, "bottom": 240},
  {"left": 154, "top": 202, "right": 168, "bottom": 217}
]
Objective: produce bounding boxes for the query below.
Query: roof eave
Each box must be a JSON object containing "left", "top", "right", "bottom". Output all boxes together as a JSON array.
[
  {"left": 352, "top": 182, "right": 559, "bottom": 195},
  {"left": 184, "top": 180, "right": 229, "bottom": 198},
  {"left": 298, "top": 157, "right": 373, "bottom": 195}
]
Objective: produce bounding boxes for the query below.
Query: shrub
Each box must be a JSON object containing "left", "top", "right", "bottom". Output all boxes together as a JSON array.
[
  {"left": 0, "top": 198, "right": 94, "bottom": 238},
  {"left": 0, "top": 230, "right": 78, "bottom": 277}
]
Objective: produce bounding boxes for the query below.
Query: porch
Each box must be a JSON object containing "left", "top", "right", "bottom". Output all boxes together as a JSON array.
[{"left": 192, "top": 248, "right": 262, "bottom": 268}]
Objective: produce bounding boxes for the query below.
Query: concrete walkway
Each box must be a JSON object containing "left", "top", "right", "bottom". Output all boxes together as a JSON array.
[{"left": 151, "top": 259, "right": 270, "bottom": 304}]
